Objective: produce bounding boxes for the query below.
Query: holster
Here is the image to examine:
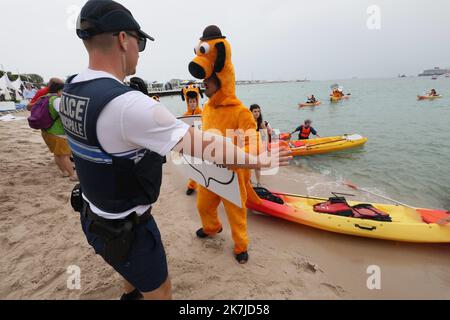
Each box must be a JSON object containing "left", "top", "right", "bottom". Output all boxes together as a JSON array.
[
  {"left": 71, "top": 184, "right": 151, "bottom": 265},
  {"left": 88, "top": 216, "right": 136, "bottom": 266}
]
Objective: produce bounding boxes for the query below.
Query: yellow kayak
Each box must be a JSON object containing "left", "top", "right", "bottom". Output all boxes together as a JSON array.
[
  {"left": 417, "top": 95, "right": 442, "bottom": 101},
  {"left": 248, "top": 190, "right": 450, "bottom": 243},
  {"left": 288, "top": 134, "right": 368, "bottom": 156},
  {"left": 330, "top": 95, "right": 349, "bottom": 103}
]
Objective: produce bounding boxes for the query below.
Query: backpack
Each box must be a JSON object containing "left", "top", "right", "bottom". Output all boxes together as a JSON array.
[{"left": 28, "top": 94, "right": 58, "bottom": 130}]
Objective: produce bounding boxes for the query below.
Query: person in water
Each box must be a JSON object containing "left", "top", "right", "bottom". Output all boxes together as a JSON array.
[
  {"left": 292, "top": 119, "right": 320, "bottom": 140},
  {"left": 428, "top": 89, "right": 439, "bottom": 97},
  {"left": 332, "top": 88, "right": 344, "bottom": 98},
  {"left": 307, "top": 95, "right": 317, "bottom": 104},
  {"left": 250, "top": 104, "right": 272, "bottom": 187}
]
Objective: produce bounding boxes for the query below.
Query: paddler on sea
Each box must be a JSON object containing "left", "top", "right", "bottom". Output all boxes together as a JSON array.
[
  {"left": 306, "top": 95, "right": 317, "bottom": 104},
  {"left": 291, "top": 119, "right": 320, "bottom": 140}
]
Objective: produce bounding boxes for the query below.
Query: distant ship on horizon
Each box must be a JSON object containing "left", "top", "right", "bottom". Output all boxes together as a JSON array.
[{"left": 418, "top": 67, "right": 449, "bottom": 77}]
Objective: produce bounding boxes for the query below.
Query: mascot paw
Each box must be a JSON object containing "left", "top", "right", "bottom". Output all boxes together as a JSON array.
[
  {"left": 196, "top": 228, "right": 223, "bottom": 239},
  {"left": 235, "top": 252, "right": 249, "bottom": 264}
]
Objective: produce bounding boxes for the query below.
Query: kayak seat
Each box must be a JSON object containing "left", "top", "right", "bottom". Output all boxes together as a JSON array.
[
  {"left": 419, "top": 209, "right": 450, "bottom": 224},
  {"left": 254, "top": 187, "right": 284, "bottom": 205},
  {"left": 291, "top": 141, "right": 307, "bottom": 148},
  {"left": 352, "top": 204, "right": 392, "bottom": 222},
  {"left": 313, "top": 197, "right": 353, "bottom": 217},
  {"left": 314, "top": 197, "right": 392, "bottom": 222}
]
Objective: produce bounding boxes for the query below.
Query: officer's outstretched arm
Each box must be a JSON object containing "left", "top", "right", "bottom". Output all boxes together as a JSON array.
[{"left": 173, "top": 127, "right": 292, "bottom": 170}]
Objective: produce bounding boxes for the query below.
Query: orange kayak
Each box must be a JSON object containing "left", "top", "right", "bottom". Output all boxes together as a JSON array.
[
  {"left": 299, "top": 101, "right": 321, "bottom": 108},
  {"left": 417, "top": 95, "right": 442, "bottom": 101}
]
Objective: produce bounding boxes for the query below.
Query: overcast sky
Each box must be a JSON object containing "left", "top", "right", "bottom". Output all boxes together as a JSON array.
[{"left": 1, "top": 0, "right": 449, "bottom": 82}]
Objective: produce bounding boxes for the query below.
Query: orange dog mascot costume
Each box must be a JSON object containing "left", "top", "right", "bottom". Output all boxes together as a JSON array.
[
  {"left": 181, "top": 83, "right": 203, "bottom": 195},
  {"left": 188, "top": 25, "right": 261, "bottom": 264}
]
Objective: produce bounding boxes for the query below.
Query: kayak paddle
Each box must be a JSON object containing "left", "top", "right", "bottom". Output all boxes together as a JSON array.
[
  {"left": 343, "top": 181, "right": 415, "bottom": 209},
  {"left": 271, "top": 191, "right": 355, "bottom": 201}
]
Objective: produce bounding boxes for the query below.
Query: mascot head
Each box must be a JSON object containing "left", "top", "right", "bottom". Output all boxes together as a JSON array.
[
  {"left": 181, "top": 82, "right": 203, "bottom": 103},
  {"left": 188, "top": 25, "right": 239, "bottom": 107}
]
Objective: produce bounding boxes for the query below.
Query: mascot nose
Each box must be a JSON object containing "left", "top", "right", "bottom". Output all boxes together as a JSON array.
[{"left": 189, "top": 61, "right": 206, "bottom": 79}]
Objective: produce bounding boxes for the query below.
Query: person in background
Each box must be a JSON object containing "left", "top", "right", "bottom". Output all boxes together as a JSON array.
[
  {"left": 307, "top": 95, "right": 317, "bottom": 104},
  {"left": 428, "top": 89, "right": 439, "bottom": 97},
  {"left": 23, "top": 83, "right": 37, "bottom": 101},
  {"left": 27, "top": 78, "right": 63, "bottom": 111},
  {"left": 151, "top": 95, "right": 160, "bottom": 102},
  {"left": 41, "top": 82, "right": 77, "bottom": 180},
  {"left": 181, "top": 83, "right": 203, "bottom": 195},
  {"left": 250, "top": 104, "right": 272, "bottom": 187},
  {"left": 129, "top": 77, "right": 149, "bottom": 95},
  {"left": 292, "top": 119, "right": 320, "bottom": 140}
]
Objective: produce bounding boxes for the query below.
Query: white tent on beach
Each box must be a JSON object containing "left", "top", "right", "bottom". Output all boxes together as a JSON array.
[
  {"left": 0, "top": 74, "right": 23, "bottom": 100},
  {"left": 0, "top": 74, "right": 13, "bottom": 100}
]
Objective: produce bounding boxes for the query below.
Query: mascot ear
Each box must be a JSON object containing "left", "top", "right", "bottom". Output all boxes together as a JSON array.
[
  {"left": 214, "top": 42, "right": 226, "bottom": 73},
  {"left": 181, "top": 89, "right": 185, "bottom": 101}
]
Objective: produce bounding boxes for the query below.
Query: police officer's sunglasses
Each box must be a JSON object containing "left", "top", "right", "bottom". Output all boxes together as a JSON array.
[{"left": 113, "top": 32, "right": 147, "bottom": 52}]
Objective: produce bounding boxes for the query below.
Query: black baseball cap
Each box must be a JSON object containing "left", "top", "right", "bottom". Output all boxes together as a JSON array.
[{"left": 76, "top": 0, "right": 154, "bottom": 42}]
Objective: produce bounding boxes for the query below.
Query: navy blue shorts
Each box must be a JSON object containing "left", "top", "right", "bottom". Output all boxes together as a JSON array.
[{"left": 80, "top": 213, "right": 168, "bottom": 293}]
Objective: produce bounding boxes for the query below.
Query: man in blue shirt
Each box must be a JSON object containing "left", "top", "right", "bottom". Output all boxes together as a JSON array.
[{"left": 292, "top": 119, "right": 320, "bottom": 140}]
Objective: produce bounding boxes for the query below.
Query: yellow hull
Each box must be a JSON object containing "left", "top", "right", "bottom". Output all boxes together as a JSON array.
[
  {"left": 330, "top": 96, "right": 349, "bottom": 102},
  {"left": 289, "top": 134, "right": 368, "bottom": 156},
  {"left": 248, "top": 194, "right": 450, "bottom": 243}
]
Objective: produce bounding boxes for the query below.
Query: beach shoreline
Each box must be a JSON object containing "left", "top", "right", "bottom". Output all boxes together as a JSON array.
[{"left": 1, "top": 112, "right": 449, "bottom": 300}]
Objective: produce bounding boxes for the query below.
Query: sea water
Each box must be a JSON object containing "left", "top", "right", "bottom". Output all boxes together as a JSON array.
[{"left": 163, "top": 77, "right": 450, "bottom": 209}]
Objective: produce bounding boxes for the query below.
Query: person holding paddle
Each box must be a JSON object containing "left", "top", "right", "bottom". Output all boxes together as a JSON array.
[
  {"left": 292, "top": 119, "right": 320, "bottom": 140},
  {"left": 306, "top": 95, "right": 317, "bottom": 104}
]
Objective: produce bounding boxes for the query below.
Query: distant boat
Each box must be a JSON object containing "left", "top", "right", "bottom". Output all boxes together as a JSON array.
[
  {"left": 446, "top": 73, "right": 450, "bottom": 78},
  {"left": 419, "top": 67, "right": 448, "bottom": 77},
  {"left": 432, "top": 75, "right": 438, "bottom": 80}
]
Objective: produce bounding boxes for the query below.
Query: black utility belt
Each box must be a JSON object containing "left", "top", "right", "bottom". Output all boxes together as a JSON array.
[
  {"left": 81, "top": 202, "right": 153, "bottom": 227},
  {"left": 82, "top": 202, "right": 153, "bottom": 266},
  {"left": 71, "top": 184, "right": 153, "bottom": 265}
]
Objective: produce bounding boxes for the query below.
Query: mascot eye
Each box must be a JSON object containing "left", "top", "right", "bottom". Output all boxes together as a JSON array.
[{"left": 199, "top": 42, "right": 210, "bottom": 54}]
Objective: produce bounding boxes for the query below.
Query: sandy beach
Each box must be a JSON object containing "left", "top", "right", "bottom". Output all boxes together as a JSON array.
[{"left": 1, "top": 111, "right": 450, "bottom": 300}]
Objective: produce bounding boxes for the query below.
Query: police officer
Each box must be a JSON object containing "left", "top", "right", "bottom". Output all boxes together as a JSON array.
[{"left": 62, "top": 0, "right": 291, "bottom": 300}]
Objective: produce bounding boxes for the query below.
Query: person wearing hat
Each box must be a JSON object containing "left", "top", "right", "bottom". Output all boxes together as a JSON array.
[
  {"left": 292, "top": 119, "right": 320, "bottom": 140},
  {"left": 181, "top": 83, "right": 203, "bottom": 196},
  {"left": 188, "top": 26, "right": 266, "bottom": 264},
  {"left": 129, "top": 77, "right": 149, "bottom": 95},
  {"left": 62, "top": 1, "right": 291, "bottom": 300}
]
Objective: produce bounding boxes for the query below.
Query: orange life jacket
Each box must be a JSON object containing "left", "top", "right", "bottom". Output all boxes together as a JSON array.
[{"left": 300, "top": 126, "right": 311, "bottom": 139}]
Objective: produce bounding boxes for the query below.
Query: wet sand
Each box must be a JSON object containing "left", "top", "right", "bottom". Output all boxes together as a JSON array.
[{"left": 1, "top": 112, "right": 449, "bottom": 300}]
